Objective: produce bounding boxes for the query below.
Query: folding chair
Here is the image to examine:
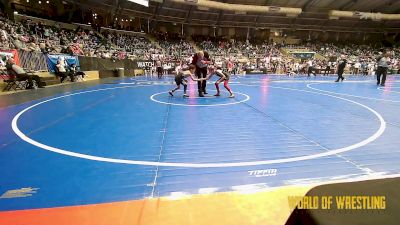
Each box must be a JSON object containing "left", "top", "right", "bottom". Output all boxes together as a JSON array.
[
  {"left": 1, "top": 69, "right": 28, "bottom": 91},
  {"left": 1, "top": 69, "right": 15, "bottom": 91}
]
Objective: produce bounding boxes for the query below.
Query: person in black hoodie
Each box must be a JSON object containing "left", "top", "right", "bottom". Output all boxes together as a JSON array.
[
  {"left": 191, "top": 51, "right": 211, "bottom": 97},
  {"left": 335, "top": 55, "right": 347, "bottom": 82}
]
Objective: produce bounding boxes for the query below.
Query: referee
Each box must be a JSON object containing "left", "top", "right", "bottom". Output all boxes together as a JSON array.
[
  {"left": 191, "top": 51, "right": 210, "bottom": 97},
  {"left": 376, "top": 52, "right": 390, "bottom": 86}
]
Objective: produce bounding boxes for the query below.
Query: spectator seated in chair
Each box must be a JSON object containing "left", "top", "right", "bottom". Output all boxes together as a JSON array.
[
  {"left": 55, "top": 57, "right": 75, "bottom": 83},
  {"left": 5, "top": 58, "right": 45, "bottom": 89},
  {"left": 68, "top": 64, "right": 86, "bottom": 81}
]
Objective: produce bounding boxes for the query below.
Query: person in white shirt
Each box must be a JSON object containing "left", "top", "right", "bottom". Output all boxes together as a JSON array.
[
  {"left": 354, "top": 61, "right": 361, "bottom": 75},
  {"left": 307, "top": 59, "right": 316, "bottom": 76},
  {"left": 324, "top": 61, "right": 332, "bottom": 76},
  {"left": 56, "top": 58, "right": 74, "bottom": 83}
]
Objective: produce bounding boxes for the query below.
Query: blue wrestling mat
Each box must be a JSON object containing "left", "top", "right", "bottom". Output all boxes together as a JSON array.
[{"left": 1, "top": 74, "right": 400, "bottom": 211}]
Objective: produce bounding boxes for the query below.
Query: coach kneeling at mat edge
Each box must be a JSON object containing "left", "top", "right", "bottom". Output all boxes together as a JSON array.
[
  {"left": 192, "top": 51, "right": 210, "bottom": 97},
  {"left": 6, "top": 58, "right": 45, "bottom": 89}
]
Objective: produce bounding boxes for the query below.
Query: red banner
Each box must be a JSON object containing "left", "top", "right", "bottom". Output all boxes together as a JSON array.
[{"left": 0, "top": 49, "right": 20, "bottom": 66}]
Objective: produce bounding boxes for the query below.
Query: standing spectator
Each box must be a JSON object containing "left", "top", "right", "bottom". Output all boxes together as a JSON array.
[
  {"left": 335, "top": 55, "right": 347, "bottom": 82},
  {"left": 354, "top": 61, "right": 361, "bottom": 75},
  {"left": 156, "top": 58, "right": 163, "bottom": 79},
  {"left": 307, "top": 58, "right": 316, "bottom": 76},
  {"left": 376, "top": 52, "right": 390, "bottom": 86},
  {"left": 361, "top": 61, "right": 368, "bottom": 76},
  {"left": 324, "top": 61, "right": 332, "bottom": 76}
]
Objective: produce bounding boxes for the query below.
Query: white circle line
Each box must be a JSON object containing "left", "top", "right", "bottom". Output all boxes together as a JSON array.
[
  {"left": 11, "top": 84, "right": 386, "bottom": 167},
  {"left": 377, "top": 87, "right": 400, "bottom": 94},
  {"left": 306, "top": 83, "right": 400, "bottom": 103},
  {"left": 150, "top": 91, "right": 250, "bottom": 107}
]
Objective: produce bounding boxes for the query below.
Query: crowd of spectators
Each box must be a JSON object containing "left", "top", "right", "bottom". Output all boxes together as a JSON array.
[
  {"left": 153, "top": 31, "right": 194, "bottom": 61},
  {"left": 1, "top": 12, "right": 400, "bottom": 75},
  {"left": 104, "top": 31, "right": 160, "bottom": 60},
  {"left": 303, "top": 43, "right": 400, "bottom": 74},
  {"left": 0, "top": 15, "right": 111, "bottom": 57},
  {"left": 192, "top": 35, "right": 239, "bottom": 61}
]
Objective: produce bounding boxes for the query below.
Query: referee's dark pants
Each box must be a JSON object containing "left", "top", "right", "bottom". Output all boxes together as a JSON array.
[
  {"left": 324, "top": 66, "right": 330, "bottom": 76},
  {"left": 376, "top": 66, "right": 388, "bottom": 85},
  {"left": 196, "top": 66, "right": 207, "bottom": 95},
  {"left": 307, "top": 67, "right": 316, "bottom": 76},
  {"left": 336, "top": 69, "right": 344, "bottom": 82}
]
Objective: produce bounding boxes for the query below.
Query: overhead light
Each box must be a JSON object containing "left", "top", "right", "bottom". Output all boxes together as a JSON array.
[
  {"left": 13, "top": 11, "right": 18, "bottom": 14},
  {"left": 26, "top": 0, "right": 29, "bottom": 2},
  {"left": 88, "top": 22, "right": 91, "bottom": 25},
  {"left": 38, "top": 1, "right": 41, "bottom": 4},
  {"left": 46, "top": 0, "right": 49, "bottom": 3},
  {"left": 129, "top": 19, "right": 132, "bottom": 21}
]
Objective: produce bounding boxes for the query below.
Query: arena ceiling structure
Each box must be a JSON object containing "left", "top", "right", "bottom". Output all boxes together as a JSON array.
[
  {"left": 8, "top": 0, "right": 400, "bottom": 34},
  {"left": 62, "top": 0, "right": 400, "bottom": 33}
]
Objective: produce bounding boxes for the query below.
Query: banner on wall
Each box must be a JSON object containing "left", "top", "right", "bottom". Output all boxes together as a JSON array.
[
  {"left": 0, "top": 49, "right": 20, "bottom": 65},
  {"left": 46, "top": 54, "right": 80, "bottom": 73},
  {"left": 134, "top": 60, "right": 178, "bottom": 70},
  {"left": 135, "top": 60, "right": 154, "bottom": 69},
  {"left": 291, "top": 52, "right": 316, "bottom": 59},
  {"left": 78, "top": 56, "right": 125, "bottom": 71}
]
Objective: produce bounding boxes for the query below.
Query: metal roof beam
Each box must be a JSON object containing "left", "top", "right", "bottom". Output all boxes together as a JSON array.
[
  {"left": 303, "top": 0, "right": 320, "bottom": 11},
  {"left": 339, "top": 0, "right": 358, "bottom": 10}
]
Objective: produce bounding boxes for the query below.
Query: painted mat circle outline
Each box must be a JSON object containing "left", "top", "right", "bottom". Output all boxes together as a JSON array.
[
  {"left": 307, "top": 83, "right": 400, "bottom": 103},
  {"left": 377, "top": 87, "right": 400, "bottom": 94},
  {"left": 12, "top": 84, "right": 386, "bottom": 167},
  {"left": 150, "top": 91, "right": 250, "bottom": 106}
]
